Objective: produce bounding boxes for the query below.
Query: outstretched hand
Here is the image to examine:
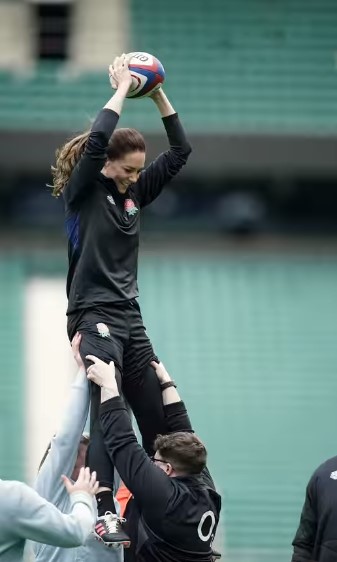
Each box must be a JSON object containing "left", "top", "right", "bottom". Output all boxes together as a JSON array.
[{"left": 62, "top": 466, "right": 99, "bottom": 497}]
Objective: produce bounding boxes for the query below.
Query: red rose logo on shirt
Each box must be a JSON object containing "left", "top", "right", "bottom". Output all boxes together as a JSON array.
[{"left": 124, "top": 199, "right": 139, "bottom": 216}]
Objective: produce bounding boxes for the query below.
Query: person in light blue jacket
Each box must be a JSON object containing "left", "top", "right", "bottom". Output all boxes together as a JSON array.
[
  {"left": 32, "top": 333, "right": 123, "bottom": 562},
  {"left": 0, "top": 467, "right": 97, "bottom": 562}
]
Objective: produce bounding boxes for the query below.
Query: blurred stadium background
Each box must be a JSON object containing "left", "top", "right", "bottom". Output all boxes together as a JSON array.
[{"left": 1, "top": 0, "right": 337, "bottom": 560}]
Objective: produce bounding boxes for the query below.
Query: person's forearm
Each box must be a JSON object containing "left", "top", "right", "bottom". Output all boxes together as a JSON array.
[
  {"left": 151, "top": 89, "right": 175, "bottom": 117},
  {"left": 104, "top": 83, "right": 130, "bottom": 116},
  {"left": 14, "top": 483, "right": 94, "bottom": 548},
  {"left": 155, "top": 363, "right": 194, "bottom": 431},
  {"left": 164, "top": 401, "right": 193, "bottom": 433},
  {"left": 35, "top": 368, "right": 90, "bottom": 501},
  {"left": 162, "top": 386, "right": 180, "bottom": 405},
  {"left": 55, "top": 368, "right": 89, "bottom": 442},
  {"left": 158, "top": 370, "right": 181, "bottom": 406},
  {"left": 291, "top": 485, "right": 317, "bottom": 562},
  {"left": 100, "top": 398, "right": 172, "bottom": 508}
]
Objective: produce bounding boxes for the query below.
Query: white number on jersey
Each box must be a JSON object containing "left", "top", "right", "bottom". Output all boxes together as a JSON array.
[{"left": 197, "top": 510, "right": 216, "bottom": 542}]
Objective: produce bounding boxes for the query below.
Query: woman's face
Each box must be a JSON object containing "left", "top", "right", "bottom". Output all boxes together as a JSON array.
[{"left": 104, "top": 151, "right": 146, "bottom": 193}]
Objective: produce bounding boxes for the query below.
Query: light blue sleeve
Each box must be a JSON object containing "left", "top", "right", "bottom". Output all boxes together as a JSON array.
[
  {"left": 34, "top": 368, "right": 90, "bottom": 506},
  {"left": 4, "top": 482, "right": 94, "bottom": 547}
]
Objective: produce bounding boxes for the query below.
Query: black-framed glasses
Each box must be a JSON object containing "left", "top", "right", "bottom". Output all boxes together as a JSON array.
[{"left": 150, "top": 455, "right": 168, "bottom": 466}]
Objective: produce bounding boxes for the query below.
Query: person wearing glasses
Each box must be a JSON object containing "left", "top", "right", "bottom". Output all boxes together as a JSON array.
[{"left": 86, "top": 355, "right": 222, "bottom": 562}]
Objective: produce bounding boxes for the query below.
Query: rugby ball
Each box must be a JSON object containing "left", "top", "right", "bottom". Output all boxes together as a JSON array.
[{"left": 126, "top": 52, "right": 165, "bottom": 99}]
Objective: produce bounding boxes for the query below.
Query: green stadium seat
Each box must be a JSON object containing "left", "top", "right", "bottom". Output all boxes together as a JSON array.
[{"left": 1, "top": 1, "right": 337, "bottom": 132}]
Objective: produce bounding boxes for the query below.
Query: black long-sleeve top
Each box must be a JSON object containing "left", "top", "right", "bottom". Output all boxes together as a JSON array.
[
  {"left": 63, "top": 108, "right": 192, "bottom": 314},
  {"left": 100, "top": 398, "right": 221, "bottom": 562},
  {"left": 291, "top": 455, "right": 337, "bottom": 562}
]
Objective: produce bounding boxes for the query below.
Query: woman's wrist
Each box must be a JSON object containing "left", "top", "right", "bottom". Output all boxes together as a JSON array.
[
  {"left": 104, "top": 82, "right": 130, "bottom": 113},
  {"left": 150, "top": 88, "right": 164, "bottom": 102},
  {"left": 151, "top": 89, "right": 175, "bottom": 117}
]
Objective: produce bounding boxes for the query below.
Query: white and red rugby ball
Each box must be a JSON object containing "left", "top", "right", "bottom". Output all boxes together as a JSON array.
[{"left": 126, "top": 52, "right": 165, "bottom": 98}]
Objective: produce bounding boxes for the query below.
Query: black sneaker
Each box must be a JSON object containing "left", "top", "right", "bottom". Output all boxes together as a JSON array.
[
  {"left": 94, "top": 511, "right": 131, "bottom": 548},
  {"left": 212, "top": 548, "right": 222, "bottom": 560}
]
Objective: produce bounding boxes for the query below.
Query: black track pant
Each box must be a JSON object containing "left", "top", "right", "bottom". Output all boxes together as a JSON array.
[{"left": 67, "top": 300, "right": 167, "bottom": 489}]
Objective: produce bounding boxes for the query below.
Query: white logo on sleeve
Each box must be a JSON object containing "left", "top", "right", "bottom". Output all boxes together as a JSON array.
[
  {"left": 107, "top": 195, "right": 116, "bottom": 206},
  {"left": 330, "top": 471, "right": 337, "bottom": 480}
]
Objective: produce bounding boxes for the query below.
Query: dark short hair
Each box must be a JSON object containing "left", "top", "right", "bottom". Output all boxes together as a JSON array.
[
  {"left": 106, "top": 128, "right": 146, "bottom": 160},
  {"left": 154, "top": 432, "right": 207, "bottom": 475}
]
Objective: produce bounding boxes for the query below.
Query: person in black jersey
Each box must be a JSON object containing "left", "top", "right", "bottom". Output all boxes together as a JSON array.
[
  {"left": 291, "top": 455, "right": 337, "bottom": 562},
  {"left": 86, "top": 354, "right": 222, "bottom": 562},
  {"left": 50, "top": 54, "right": 192, "bottom": 546}
]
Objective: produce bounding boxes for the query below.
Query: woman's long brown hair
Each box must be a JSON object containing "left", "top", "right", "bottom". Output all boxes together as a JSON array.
[
  {"left": 50, "top": 131, "right": 90, "bottom": 197},
  {"left": 50, "top": 127, "right": 146, "bottom": 197}
]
